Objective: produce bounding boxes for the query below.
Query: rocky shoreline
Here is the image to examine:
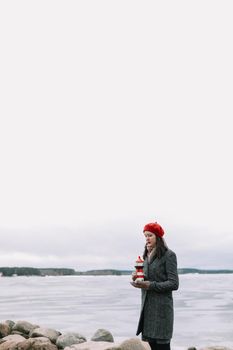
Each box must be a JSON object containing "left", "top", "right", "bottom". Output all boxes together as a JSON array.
[
  {"left": 0, "top": 320, "right": 232, "bottom": 350},
  {"left": 0, "top": 320, "right": 150, "bottom": 350}
]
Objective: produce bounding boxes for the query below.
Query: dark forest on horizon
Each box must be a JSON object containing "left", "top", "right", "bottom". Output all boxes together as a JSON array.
[{"left": 0, "top": 267, "right": 233, "bottom": 277}]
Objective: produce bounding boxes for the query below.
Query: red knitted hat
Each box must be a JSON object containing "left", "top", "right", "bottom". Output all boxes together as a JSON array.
[{"left": 143, "top": 222, "right": 165, "bottom": 237}]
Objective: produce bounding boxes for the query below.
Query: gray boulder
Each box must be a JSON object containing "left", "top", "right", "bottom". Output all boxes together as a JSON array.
[
  {"left": 56, "top": 333, "right": 86, "bottom": 349},
  {"left": 0, "top": 323, "right": 11, "bottom": 338},
  {"left": 4, "top": 322, "right": 15, "bottom": 331},
  {"left": 91, "top": 329, "right": 114, "bottom": 343},
  {"left": 12, "top": 321, "right": 38, "bottom": 335},
  {"left": 30, "top": 327, "right": 61, "bottom": 344},
  {"left": 10, "top": 331, "right": 30, "bottom": 339}
]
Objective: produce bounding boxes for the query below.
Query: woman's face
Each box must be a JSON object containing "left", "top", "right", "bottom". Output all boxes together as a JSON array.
[{"left": 144, "top": 231, "right": 156, "bottom": 250}]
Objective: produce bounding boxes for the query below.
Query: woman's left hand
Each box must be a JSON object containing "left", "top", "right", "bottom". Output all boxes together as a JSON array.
[{"left": 130, "top": 281, "right": 150, "bottom": 290}]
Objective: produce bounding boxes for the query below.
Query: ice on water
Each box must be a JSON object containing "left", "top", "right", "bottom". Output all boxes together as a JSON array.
[{"left": 0, "top": 274, "right": 233, "bottom": 349}]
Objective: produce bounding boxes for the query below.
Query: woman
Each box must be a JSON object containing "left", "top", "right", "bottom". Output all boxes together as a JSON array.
[{"left": 131, "top": 222, "right": 179, "bottom": 350}]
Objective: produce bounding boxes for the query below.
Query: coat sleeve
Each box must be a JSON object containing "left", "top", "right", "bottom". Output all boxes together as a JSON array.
[{"left": 148, "top": 250, "right": 179, "bottom": 292}]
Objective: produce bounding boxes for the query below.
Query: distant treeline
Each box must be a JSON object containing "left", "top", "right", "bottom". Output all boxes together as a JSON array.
[
  {"left": 75, "top": 269, "right": 123, "bottom": 276},
  {"left": 178, "top": 268, "right": 233, "bottom": 274},
  {"left": 0, "top": 267, "right": 76, "bottom": 277},
  {"left": 0, "top": 267, "right": 233, "bottom": 277},
  {"left": 77, "top": 268, "right": 233, "bottom": 275}
]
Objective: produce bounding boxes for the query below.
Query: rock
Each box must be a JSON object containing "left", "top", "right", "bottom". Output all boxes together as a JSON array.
[
  {"left": 56, "top": 333, "right": 86, "bottom": 349},
  {"left": 4, "top": 322, "right": 15, "bottom": 331},
  {"left": 10, "top": 331, "right": 29, "bottom": 339},
  {"left": 12, "top": 321, "right": 38, "bottom": 335},
  {"left": 0, "top": 335, "right": 26, "bottom": 343},
  {"left": 64, "top": 341, "right": 121, "bottom": 350},
  {"left": 0, "top": 323, "right": 11, "bottom": 338},
  {"left": 0, "top": 334, "right": 26, "bottom": 350},
  {"left": 142, "top": 342, "right": 152, "bottom": 350},
  {"left": 30, "top": 327, "right": 61, "bottom": 344},
  {"left": 0, "top": 341, "right": 17, "bottom": 350},
  {"left": 91, "top": 329, "right": 114, "bottom": 343},
  {"left": 119, "top": 338, "right": 148, "bottom": 350},
  {"left": 17, "top": 337, "right": 58, "bottom": 350}
]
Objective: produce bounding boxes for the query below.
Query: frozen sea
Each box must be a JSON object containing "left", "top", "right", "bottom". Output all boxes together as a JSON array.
[{"left": 0, "top": 274, "right": 233, "bottom": 349}]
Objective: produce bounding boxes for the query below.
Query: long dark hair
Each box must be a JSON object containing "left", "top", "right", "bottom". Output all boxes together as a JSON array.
[{"left": 143, "top": 236, "right": 168, "bottom": 262}]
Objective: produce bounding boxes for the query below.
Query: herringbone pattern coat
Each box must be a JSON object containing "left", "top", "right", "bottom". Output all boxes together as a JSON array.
[{"left": 136, "top": 249, "right": 179, "bottom": 340}]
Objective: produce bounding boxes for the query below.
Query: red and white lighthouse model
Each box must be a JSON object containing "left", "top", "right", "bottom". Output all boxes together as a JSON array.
[{"left": 134, "top": 256, "right": 144, "bottom": 282}]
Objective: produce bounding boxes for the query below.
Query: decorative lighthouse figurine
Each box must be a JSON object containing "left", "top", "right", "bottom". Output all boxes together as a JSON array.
[{"left": 134, "top": 256, "right": 144, "bottom": 282}]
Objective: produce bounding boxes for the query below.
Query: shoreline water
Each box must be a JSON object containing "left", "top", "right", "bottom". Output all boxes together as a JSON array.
[{"left": 0, "top": 275, "right": 233, "bottom": 349}]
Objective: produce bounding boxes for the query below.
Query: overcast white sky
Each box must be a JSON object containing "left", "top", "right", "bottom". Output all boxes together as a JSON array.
[{"left": 0, "top": 1, "right": 232, "bottom": 271}]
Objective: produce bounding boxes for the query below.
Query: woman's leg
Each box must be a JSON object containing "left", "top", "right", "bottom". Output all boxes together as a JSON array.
[
  {"left": 149, "top": 341, "right": 158, "bottom": 350},
  {"left": 156, "top": 343, "right": 171, "bottom": 350}
]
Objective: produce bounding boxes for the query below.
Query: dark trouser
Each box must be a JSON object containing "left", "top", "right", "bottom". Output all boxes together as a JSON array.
[{"left": 149, "top": 341, "right": 171, "bottom": 350}]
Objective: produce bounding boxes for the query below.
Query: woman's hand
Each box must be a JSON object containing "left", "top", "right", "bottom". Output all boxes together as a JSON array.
[
  {"left": 131, "top": 271, "right": 137, "bottom": 281},
  {"left": 130, "top": 281, "right": 150, "bottom": 290}
]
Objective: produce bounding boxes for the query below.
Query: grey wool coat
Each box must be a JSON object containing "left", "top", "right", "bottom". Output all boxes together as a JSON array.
[{"left": 136, "top": 249, "right": 179, "bottom": 340}]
